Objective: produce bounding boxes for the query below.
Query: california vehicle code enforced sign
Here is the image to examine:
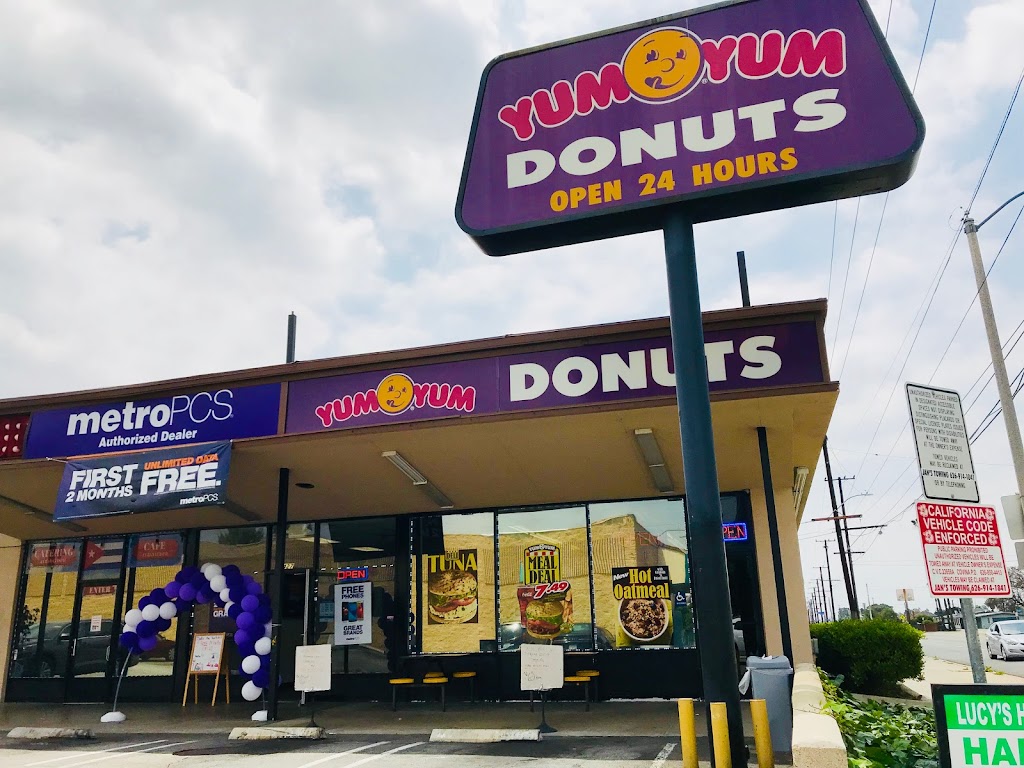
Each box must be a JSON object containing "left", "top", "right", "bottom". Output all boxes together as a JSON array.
[{"left": 916, "top": 502, "right": 1009, "bottom": 597}]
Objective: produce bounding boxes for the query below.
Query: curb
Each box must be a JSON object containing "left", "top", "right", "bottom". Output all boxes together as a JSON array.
[
  {"left": 229, "top": 726, "right": 326, "bottom": 740},
  {"left": 429, "top": 728, "right": 541, "bottom": 743},
  {"left": 7, "top": 727, "right": 94, "bottom": 740}
]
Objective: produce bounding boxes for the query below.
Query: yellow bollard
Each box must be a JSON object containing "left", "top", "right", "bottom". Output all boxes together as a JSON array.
[
  {"left": 677, "top": 698, "right": 699, "bottom": 768},
  {"left": 749, "top": 699, "right": 774, "bottom": 768},
  {"left": 710, "top": 702, "right": 731, "bottom": 768}
]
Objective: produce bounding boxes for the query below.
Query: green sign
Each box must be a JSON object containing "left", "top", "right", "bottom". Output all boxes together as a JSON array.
[{"left": 935, "top": 686, "right": 1024, "bottom": 767}]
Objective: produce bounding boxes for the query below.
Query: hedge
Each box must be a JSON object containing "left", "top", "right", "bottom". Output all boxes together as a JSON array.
[{"left": 810, "top": 619, "right": 924, "bottom": 695}]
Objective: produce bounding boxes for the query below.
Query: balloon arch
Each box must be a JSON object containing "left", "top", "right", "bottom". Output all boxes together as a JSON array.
[{"left": 118, "top": 563, "right": 273, "bottom": 702}]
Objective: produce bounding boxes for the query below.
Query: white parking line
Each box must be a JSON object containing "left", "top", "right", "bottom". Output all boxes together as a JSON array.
[
  {"left": 49, "top": 741, "right": 194, "bottom": 768},
  {"left": 292, "top": 741, "right": 389, "bottom": 768},
  {"left": 339, "top": 742, "right": 424, "bottom": 768},
  {"left": 25, "top": 741, "right": 169, "bottom": 767},
  {"left": 650, "top": 742, "right": 675, "bottom": 768}
]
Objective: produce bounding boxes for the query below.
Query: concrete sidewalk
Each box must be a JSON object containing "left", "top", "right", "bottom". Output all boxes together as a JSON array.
[
  {"left": 903, "top": 656, "right": 1024, "bottom": 701},
  {"left": 0, "top": 699, "right": 722, "bottom": 739}
]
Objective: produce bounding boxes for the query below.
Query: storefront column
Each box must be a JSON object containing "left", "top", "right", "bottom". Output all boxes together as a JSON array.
[
  {"left": 267, "top": 468, "right": 289, "bottom": 721},
  {"left": 0, "top": 534, "right": 20, "bottom": 700},
  {"left": 756, "top": 427, "right": 793, "bottom": 664}
]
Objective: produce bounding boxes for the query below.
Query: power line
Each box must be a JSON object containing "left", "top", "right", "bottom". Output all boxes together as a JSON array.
[{"left": 966, "top": 61, "right": 1024, "bottom": 214}]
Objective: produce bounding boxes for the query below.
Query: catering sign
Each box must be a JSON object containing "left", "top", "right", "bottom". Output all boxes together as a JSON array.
[
  {"left": 54, "top": 441, "right": 231, "bottom": 521},
  {"left": 286, "top": 319, "right": 825, "bottom": 435},
  {"left": 916, "top": 502, "right": 1010, "bottom": 597},
  {"left": 456, "top": 0, "right": 924, "bottom": 256},
  {"left": 25, "top": 383, "right": 281, "bottom": 459}
]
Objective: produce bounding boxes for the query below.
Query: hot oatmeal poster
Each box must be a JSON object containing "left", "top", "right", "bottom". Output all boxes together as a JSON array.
[{"left": 611, "top": 566, "right": 672, "bottom": 647}]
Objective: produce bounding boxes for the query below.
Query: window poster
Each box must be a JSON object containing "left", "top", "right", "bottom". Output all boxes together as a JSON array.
[
  {"left": 519, "top": 543, "right": 573, "bottom": 641},
  {"left": 334, "top": 581, "right": 372, "bottom": 645},
  {"left": 427, "top": 549, "right": 479, "bottom": 624},
  {"left": 612, "top": 566, "right": 673, "bottom": 647}
]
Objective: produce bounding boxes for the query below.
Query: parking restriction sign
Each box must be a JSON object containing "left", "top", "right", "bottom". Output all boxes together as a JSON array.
[{"left": 916, "top": 502, "right": 1010, "bottom": 597}]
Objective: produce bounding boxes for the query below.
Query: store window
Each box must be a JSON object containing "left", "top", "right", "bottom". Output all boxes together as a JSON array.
[
  {"left": 497, "top": 507, "right": 593, "bottom": 652},
  {"left": 589, "top": 499, "right": 694, "bottom": 650},
  {"left": 11, "top": 541, "right": 82, "bottom": 679},
  {"left": 411, "top": 512, "right": 495, "bottom": 654},
  {"left": 194, "top": 526, "right": 268, "bottom": 637},
  {"left": 316, "top": 518, "right": 396, "bottom": 674},
  {"left": 124, "top": 533, "right": 184, "bottom": 677}
]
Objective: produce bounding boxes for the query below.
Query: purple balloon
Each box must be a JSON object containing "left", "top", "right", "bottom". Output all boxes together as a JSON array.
[
  {"left": 138, "top": 596, "right": 152, "bottom": 610},
  {"left": 228, "top": 588, "right": 246, "bottom": 604},
  {"left": 178, "top": 584, "right": 197, "bottom": 602},
  {"left": 164, "top": 581, "right": 181, "bottom": 599},
  {"left": 118, "top": 631, "right": 136, "bottom": 649},
  {"left": 246, "top": 581, "right": 262, "bottom": 596},
  {"left": 156, "top": 617, "right": 172, "bottom": 632},
  {"left": 225, "top": 574, "right": 243, "bottom": 589},
  {"left": 138, "top": 634, "right": 158, "bottom": 652},
  {"left": 260, "top": 654, "right": 271, "bottom": 668},
  {"left": 174, "top": 570, "right": 189, "bottom": 584},
  {"left": 227, "top": 603, "right": 243, "bottom": 619},
  {"left": 223, "top": 564, "right": 241, "bottom": 577},
  {"left": 241, "top": 594, "right": 259, "bottom": 612},
  {"left": 195, "top": 590, "right": 210, "bottom": 604},
  {"left": 234, "top": 629, "right": 251, "bottom": 648},
  {"left": 150, "top": 588, "right": 167, "bottom": 604},
  {"left": 252, "top": 669, "right": 270, "bottom": 688},
  {"left": 236, "top": 612, "right": 256, "bottom": 631},
  {"left": 189, "top": 573, "right": 207, "bottom": 589},
  {"left": 136, "top": 620, "right": 155, "bottom": 638},
  {"left": 255, "top": 605, "right": 272, "bottom": 624},
  {"left": 257, "top": 593, "right": 271, "bottom": 607},
  {"left": 242, "top": 574, "right": 255, "bottom": 585},
  {"left": 238, "top": 641, "right": 255, "bottom": 658},
  {"left": 201, "top": 584, "right": 217, "bottom": 599}
]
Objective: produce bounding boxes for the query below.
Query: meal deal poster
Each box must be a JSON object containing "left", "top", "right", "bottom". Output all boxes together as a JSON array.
[
  {"left": 612, "top": 566, "right": 672, "bottom": 647},
  {"left": 518, "top": 544, "right": 573, "bottom": 641},
  {"left": 54, "top": 441, "right": 231, "bottom": 521},
  {"left": 334, "top": 581, "right": 372, "bottom": 645},
  {"left": 426, "top": 549, "right": 479, "bottom": 625}
]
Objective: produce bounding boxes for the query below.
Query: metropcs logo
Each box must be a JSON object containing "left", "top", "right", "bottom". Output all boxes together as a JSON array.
[
  {"left": 314, "top": 373, "right": 477, "bottom": 429},
  {"left": 66, "top": 390, "right": 234, "bottom": 446},
  {"left": 499, "top": 27, "right": 846, "bottom": 141}
]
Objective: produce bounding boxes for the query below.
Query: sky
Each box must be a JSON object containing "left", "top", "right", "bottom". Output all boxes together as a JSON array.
[{"left": 1, "top": 0, "right": 1024, "bottom": 618}]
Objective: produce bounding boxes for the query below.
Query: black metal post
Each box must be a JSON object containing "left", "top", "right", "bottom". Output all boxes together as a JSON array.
[
  {"left": 267, "top": 468, "right": 289, "bottom": 721},
  {"left": 836, "top": 478, "right": 860, "bottom": 618},
  {"left": 663, "top": 212, "right": 747, "bottom": 767},
  {"left": 286, "top": 313, "right": 297, "bottom": 364},
  {"left": 737, "top": 251, "right": 751, "bottom": 307},
  {"left": 756, "top": 427, "right": 793, "bottom": 662},
  {"left": 822, "top": 439, "right": 856, "bottom": 616},
  {"left": 822, "top": 541, "right": 837, "bottom": 619}
]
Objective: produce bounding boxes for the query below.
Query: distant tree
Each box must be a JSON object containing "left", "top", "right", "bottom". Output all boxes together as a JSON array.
[
  {"left": 217, "top": 527, "right": 265, "bottom": 546},
  {"left": 864, "top": 603, "right": 899, "bottom": 622},
  {"left": 984, "top": 568, "right": 1024, "bottom": 613},
  {"left": 986, "top": 596, "right": 1018, "bottom": 613}
]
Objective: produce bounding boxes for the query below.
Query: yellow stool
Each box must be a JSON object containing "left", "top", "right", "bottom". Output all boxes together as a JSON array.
[
  {"left": 563, "top": 675, "right": 591, "bottom": 711},
  {"left": 576, "top": 669, "right": 600, "bottom": 702},
  {"left": 389, "top": 678, "right": 414, "bottom": 711},
  {"left": 422, "top": 675, "right": 449, "bottom": 711},
  {"left": 424, "top": 671, "right": 445, "bottom": 679},
  {"left": 453, "top": 670, "right": 477, "bottom": 702}
]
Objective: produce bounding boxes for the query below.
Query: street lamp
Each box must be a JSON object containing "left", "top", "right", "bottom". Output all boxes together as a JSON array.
[{"left": 960, "top": 190, "right": 1024, "bottom": 684}]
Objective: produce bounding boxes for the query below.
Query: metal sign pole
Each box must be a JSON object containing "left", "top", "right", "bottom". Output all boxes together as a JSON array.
[{"left": 663, "top": 211, "right": 747, "bottom": 767}]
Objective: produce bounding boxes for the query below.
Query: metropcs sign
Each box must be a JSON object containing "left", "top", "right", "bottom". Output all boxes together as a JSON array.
[{"left": 457, "top": 0, "right": 923, "bottom": 255}]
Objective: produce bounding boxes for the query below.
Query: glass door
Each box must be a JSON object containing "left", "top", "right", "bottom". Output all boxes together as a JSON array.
[{"left": 65, "top": 537, "right": 127, "bottom": 701}]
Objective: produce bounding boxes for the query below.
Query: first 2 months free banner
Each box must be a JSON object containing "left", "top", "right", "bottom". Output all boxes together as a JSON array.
[{"left": 54, "top": 441, "right": 231, "bottom": 521}]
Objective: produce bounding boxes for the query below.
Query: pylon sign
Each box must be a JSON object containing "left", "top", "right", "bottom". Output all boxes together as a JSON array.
[{"left": 456, "top": 0, "right": 924, "bottom": 256}]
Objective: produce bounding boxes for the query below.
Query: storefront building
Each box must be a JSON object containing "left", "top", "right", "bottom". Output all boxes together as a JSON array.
[{"left": 0, "top": 299, "right": 834, "bottom": 705}]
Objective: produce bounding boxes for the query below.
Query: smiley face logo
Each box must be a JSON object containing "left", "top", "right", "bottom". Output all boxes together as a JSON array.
[
  {"left": 377, "top": 373, "right": 415, "bottom": 415},
  {"left": 621, "top": 27, "right": 704, "bottom": 103}
]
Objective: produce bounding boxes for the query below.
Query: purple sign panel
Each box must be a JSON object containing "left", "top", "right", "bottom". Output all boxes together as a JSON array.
[
  {"left": 456, "top": 0, "right": 924, "bottom": 255},
  {"left": 25, "top": 383, "right": 281, "bottom": 459},
  {"left": 286, "top": 320, "right": 823, "bottom": 434}
]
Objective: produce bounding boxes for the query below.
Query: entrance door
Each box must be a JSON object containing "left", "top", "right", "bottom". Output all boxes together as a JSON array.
[{"left": 268, "top": 569, "right": 313, "bottom": 697}]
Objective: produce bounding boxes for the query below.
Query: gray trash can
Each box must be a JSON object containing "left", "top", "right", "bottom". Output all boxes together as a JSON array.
[{"left": 745, "top": 655, "right": 793, "bottom": 753}]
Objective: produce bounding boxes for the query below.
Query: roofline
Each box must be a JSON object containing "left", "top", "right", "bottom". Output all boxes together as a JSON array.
[{"left": 0, "top": 298, "right": 826, "bottom": 413}]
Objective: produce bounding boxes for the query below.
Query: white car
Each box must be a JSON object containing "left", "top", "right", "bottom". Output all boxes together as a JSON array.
[{"left": 987, "top": 620, "right": 1024, "bottom": 660}]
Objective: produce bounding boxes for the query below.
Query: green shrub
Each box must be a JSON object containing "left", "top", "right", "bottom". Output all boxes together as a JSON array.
[
  {"left": 820, "top": 670, "right": 937, "bottom": 768},
  {"left": 811, "top": 619, "right": 924, "bottom": 695}
]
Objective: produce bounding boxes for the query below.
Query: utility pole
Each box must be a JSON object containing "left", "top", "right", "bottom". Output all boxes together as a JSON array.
[
  {"left": 836, "top": 477, "right": 861, "bottom": 618},
  {"left": 822, "top": 439, "right": 857, "bottom": 617},
  {"left": 823, "top": 541, "right": 838, "bottom": 619}
]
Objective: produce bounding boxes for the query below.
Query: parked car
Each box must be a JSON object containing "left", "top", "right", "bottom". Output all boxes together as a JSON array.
[
  {"left": 499, "top": 622, "right": 614, "bottom": 652},
  {"left": 987, "top": 620, "right": 1024, "bottom": 660},
  {"left": 138, "top": 632, "right": 176, "bottom": 662},
  {"left": 14, "top": 620, "right": 137, "bottom": 677}
]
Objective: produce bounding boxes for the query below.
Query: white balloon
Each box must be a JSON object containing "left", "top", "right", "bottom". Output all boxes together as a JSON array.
[
  {"left": 254, "top": 637, "right": 272, "bottom": 656},
  {"left": 200, "top": 562, "right": 215, "bottom": 576},
  {"left": 241, "top": 655, "right": 261, "bottom": 675},
  {"left": 141, "top": 604, "right": 160, "bottom": 622},
  {"left": 122, "top": 624, "right": 136, "bottom": 634},
  {"left": 210, "top": 575, "right": 227, "bottom": 593},
  {"left": 220, "top": 588, "right": 232, "bottom": 603},
  {"left": 264, "top": 622, "right": 273, "bottom": 636},
  {"left": 224, "top": 601, "right": 234, "bottom": 614},
  {"left": 241, "top": 681, "right": 262, "bottom": 702},
  {"left": 204, "top": 563, "right": 223, "bottom": 579},
  {"left": 124, "top": 609, "right": 143, "bottom": 627},
  {"left": 158, "top": 601, "right": 177, "bottom": 620}
]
